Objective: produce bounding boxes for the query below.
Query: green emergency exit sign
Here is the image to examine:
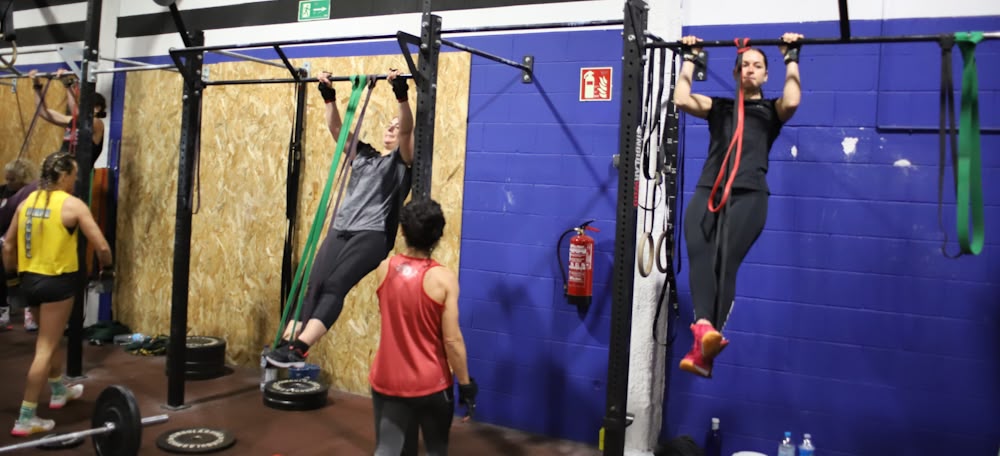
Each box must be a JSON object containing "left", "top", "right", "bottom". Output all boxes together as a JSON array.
[{"left": 298, "top": 0, "right": 330, "bottom": 22}]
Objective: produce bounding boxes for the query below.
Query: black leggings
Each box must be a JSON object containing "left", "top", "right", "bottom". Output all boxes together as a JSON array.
[
  {"left": 372, "top": 387, "right": 454, "bottom": 456},
  {"left": 684, "top": 187, "right": 767, "bottom": 330},
  {"left": 297, "top": 230, "right": 386, "bottom": 329}
]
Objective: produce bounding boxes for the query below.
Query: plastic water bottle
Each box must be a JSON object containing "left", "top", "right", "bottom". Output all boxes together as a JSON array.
[
  {"left": 799, "top": 433, "right": 815, "bottom": 456},
  {"left": 130, "top": 333, "right": 145, "bottom": 343},
  {"left": 260, "top": 345, "right": 277, "bottom": 391},
  {"left": 777, "top": 431, "right": 795, "bottom": 456},
  {"left": 704, "top": 417, "right": 722, "bottom": 456}
]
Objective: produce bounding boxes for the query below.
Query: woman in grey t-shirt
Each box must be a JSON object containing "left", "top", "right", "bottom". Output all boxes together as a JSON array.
[{"left": 267, "top": 69, "right": 414, "bottom": 367}]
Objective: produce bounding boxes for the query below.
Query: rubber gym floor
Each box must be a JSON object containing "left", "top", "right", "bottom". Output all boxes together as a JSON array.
[{"left": 0, "top": 310, "right": 600, "bottom": 455}]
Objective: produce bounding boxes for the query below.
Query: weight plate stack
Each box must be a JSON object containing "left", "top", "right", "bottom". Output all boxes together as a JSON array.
[
  {"left": 165, "top": 336, "right": 227, "bottom": 380},
  {"left": 262, "top": 379, "right": 329, "bottom": 411}
]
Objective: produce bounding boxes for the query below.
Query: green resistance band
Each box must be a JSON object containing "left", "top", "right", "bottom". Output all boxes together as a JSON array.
[
  {"left": 273, "top": 75, "right": 368, "bottom": 348},
  {"left": 955, "top": 31, "right": 985, "bottom": 255}
]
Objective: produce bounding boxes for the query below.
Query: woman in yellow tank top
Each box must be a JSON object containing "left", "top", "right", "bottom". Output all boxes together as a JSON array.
[{"left": 1, "top": 152, "right": 113, "bottom": 437}]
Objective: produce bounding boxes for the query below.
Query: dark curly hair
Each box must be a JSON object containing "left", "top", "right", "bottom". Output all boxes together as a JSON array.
[{"left": 399, "top": 198, "right": 445, "bottom": 253}]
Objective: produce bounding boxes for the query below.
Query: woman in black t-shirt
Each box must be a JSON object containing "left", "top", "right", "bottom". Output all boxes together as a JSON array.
[{"left": 673, "top": 33, "right": 803, "bottom": 378}]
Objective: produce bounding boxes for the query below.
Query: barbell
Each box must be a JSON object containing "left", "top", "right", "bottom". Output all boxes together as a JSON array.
[{"left": 0, "top": 384, "right": 168, "bottom": 456}]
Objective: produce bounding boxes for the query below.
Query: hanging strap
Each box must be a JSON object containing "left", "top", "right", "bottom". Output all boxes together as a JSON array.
[
  {"left": 330, "top": 76, "right": 378, "bottom": 222},
  {"left": 17, "top": 77, "right": 56, "bottom": 159},
  {"left": 954, "top": 31, "right": 985, "bottom": 256},
  {"left": 710, "top": 38, "right": 750, "bottom": 327},
  {"left": 937, "top": 36, "right": 960, "bottom": 258},
  {"left": 707, "top": 38, "right": 751, "bottom": 213},
  {"left": 938, "top": 32, "right": 985, "bottom": 257},
  {"left": 274, "top": 75, "right": 369, "bottom": 347}
]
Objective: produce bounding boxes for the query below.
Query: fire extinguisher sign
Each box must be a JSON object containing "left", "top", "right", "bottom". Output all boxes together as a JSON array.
[{"left": 579, "top": 67, "right": 613, "bottom": 102}]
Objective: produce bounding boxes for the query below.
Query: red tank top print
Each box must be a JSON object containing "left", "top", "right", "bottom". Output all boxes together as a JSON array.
[{"left": 369, "top": 254, "right": 453, "bottom": 397}]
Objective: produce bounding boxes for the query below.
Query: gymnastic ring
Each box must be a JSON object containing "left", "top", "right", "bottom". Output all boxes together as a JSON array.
[
  {"left": 637, "top": 231, "right": 655, "bottom": 278},
  {"left": 655, "top": 230, "right": 671, "bottom": 273}
]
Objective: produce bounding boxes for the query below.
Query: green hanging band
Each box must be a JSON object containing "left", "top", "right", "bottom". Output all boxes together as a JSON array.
[
  {"left": 954, "top": 31, "right": 985, "bottom": 256},
  {"left": 272, "top": 75, "right": 368, "bottom": 348}
]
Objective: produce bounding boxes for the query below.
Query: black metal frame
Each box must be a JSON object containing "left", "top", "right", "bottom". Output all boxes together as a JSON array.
[
  {"left": 602, "top": 1, "right": 647, "bottom": 454},
  {"left": 281, "top": 70, "right": 308, "bottom": 329},
  {"left": 647, "top": 33, "right": 997, "bottom": 49},
  {"left": 65, "top": 0, "right": 104, "bottom": 381},
  {"left": 604, "top": 2, "right": 999, "bottom": 455},
  {"left": 160, "top": 0, "right": 571, "bottom": 406}
]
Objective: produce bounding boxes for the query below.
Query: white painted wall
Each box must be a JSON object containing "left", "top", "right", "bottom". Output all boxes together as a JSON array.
[{"left": 625, "top": 1, "right": 682, "bottom": 454}]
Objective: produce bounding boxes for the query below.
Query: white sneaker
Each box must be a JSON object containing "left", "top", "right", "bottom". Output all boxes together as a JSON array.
[
  {"left": 10, "top": 416, "right": 55, "bottom": 437},
  {"left": 23, "top": 308, "right": 37, "bottom": 332},
  {"left": 0, "top": 307, "right": 9, "bottom": 327},
  {"left": 49, "top": 384, "right": 84, "bottom": 410}
]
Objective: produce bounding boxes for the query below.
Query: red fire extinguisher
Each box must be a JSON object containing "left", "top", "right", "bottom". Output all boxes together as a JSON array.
[{"left": 558, "top": 220, "right": 600, "bottom": 308}]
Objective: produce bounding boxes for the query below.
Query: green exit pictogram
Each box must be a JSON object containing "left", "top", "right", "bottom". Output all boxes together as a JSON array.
[{"left": 298, "top": 0, "right": 330, "bottom": 22}]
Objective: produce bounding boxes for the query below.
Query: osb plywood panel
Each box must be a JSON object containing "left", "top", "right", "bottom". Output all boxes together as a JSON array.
[
  {"left": 118, "top": 63, "right": 294, "bottom": 366},
  {"left": 0, "top": 78, "right": 73, "bottom": 171},
  {"left": 116, "top": 52, "right": 470, "bottom": 397},
  {"left": 289, "top": 52, "right": 470, "bottom": 395},
  {"left": 116, "top": 69, "right": 184, "bottom": 338}
]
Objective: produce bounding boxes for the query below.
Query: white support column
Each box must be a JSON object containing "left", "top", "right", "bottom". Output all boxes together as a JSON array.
[
  {"left": 93, "top": 0, "right": 119, "bottom": 169},
  {"left": 83, "top": 0, "right": 121, "bottom": 327},
  {"left": 625, "top": 1, "right": 682, "bottom": 454}
]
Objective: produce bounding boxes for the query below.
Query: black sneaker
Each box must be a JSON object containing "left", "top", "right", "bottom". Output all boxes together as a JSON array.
[{"left": 265, "top": 342, "right": 307, "bottom": 368}]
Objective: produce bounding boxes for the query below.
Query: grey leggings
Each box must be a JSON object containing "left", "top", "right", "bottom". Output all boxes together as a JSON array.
[{"left": 372, "top": 387, "right": 454, "bottom": 456}]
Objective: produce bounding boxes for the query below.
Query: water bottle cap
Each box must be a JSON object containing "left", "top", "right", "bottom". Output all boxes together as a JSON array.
[
  {"left": 804, "top": 433, "right": 811, "bottom": 439},
  {"left": 784, "top": 431, "right": 791, "bottom": 438},
  {"left": 712, "top": 418, "right": 719, "bottom": 424}
]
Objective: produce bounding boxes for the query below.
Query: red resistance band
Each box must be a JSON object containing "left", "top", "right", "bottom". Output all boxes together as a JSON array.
[
  {"left": 69, "top": 84, "right": 80, "bottom": 154},
  {"left": 707, "top": 38, "right": 752, "bottom": 213}
]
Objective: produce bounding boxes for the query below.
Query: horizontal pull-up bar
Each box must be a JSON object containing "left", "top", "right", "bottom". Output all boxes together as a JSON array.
[
  {"left": 439, "top": 38, "right": 531, "bottom": 72},
  {"left": 101, "top": 55, "right": 181, "bottom": 73},
  {"left": 92, "top": 63, "right": 178, "bottom": 75},
  {"left": 440, "top": 19, "right": 623, "bottom": 35},
  {"left": 0, "top": 45, "right": 62, "bottom": 57},
  {"left": 647, "top": 31, "right": 1000, "bottom": 49},
  {"left": 202, "top": 73, "right": 413, "bottom": 86},
  {"left": 209, "top": 50, "right": 287, "bottom": 69},
  {"left": 0, "top": 71, "right": 70, "bottom": 80},
  {"left": 171, "top": 33, "right": 400, "bottom": 55}
]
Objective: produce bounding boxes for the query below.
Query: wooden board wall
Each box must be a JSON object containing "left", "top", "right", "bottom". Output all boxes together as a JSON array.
[
  {"left": 0, "top": 78, "right": 73, "bottom": 172},
  {"left": 117, "top": 52, "right": 470, "bottom": 395}
]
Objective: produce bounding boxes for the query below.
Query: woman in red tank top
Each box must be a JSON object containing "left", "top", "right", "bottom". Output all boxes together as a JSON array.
[{"left": 368, "top": 198, "right": 477, "bottom": 456}]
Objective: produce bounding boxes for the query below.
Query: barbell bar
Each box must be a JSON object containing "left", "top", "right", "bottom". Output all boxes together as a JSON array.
[{"left": 0, "top": 385, "right": 169, "bottom": 456}]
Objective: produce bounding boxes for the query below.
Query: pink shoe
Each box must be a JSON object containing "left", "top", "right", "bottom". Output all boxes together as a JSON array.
[
  {"left": 692, "top": 322, "right": 728, "bottom": 361},
  {"left": 10, "top": 416, "right": 55, "bottom": 437},
  {"left": 679, "top": 345, "right": 713, "bottom": 378}
]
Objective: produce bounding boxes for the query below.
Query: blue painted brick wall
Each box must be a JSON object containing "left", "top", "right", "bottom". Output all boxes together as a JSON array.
[
  {"left": 667, "top": 16, "right": 1000, "bottom": 456},
  {"left": 458, "top": 29, "right": 622, "bottom": 444}
]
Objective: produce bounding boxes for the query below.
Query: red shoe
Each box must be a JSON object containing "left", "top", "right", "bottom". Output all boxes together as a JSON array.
[
  {"left": 679, "top": 345, "right": 713, "bottom": 378},
  {"left": 692, "top": 322, "right": 728, "bottom": 361}
]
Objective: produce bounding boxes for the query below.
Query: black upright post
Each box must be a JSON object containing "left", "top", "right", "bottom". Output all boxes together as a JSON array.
[
  {"left": 603, "top": 1, "right": 647, "bottom": 455},
  {"left": 410, "top": 0, "right": 441, "bottom": 200},
  {"left": 166, "top": 32, "right": 205, "bottom": 409},
  {"left": 838, "top": 0, "right": 851, "bottom": 40},
  {"left": 281, "top": 72, "right": 308, "bottom": 314},
  {"left": 67, "top": 0, "right": 103, "bottom": 380}
]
